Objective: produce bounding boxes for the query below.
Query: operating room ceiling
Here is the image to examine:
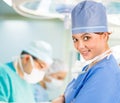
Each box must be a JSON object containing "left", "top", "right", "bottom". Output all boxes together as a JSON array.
[{"left": 0, "top": 0, "right": 120, "bottom": 26}]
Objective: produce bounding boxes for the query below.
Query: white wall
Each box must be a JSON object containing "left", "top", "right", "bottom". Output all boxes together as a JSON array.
[{"left": 0, "top": 19, "right": 72, "bottom": 64}]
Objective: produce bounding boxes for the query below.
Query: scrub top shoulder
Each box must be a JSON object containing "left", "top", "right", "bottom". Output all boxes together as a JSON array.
[
  {"left": 0, "top": 62, "right": 35, "bottom": 103},
  {"left": 64, "top": 55, "right": 120, "bottom": 103}
]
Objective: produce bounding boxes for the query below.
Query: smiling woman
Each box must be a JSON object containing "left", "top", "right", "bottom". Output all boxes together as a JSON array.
[
  {"left": 52, "top": 1, "right": 120, "bottom": 103},
  {"left": 72, "top": 32, "right": 110, "bottom": 60}
]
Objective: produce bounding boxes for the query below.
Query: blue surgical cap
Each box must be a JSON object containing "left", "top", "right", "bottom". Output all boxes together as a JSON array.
[{"left": 72, "top": 0, "right": 108, "bottom": 34}]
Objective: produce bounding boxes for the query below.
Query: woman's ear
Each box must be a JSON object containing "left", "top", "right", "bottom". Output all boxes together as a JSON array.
[{"left": 103, "top": 32, "right": 109, "bottom": 41}]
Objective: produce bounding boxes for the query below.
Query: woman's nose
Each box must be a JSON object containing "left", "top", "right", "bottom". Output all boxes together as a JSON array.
[{"left": 76, "top": 41, "right": 85, "bottom": 50}]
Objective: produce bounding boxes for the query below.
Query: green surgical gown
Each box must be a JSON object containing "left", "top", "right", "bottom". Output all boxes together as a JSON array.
[{"left": 0, "top": 62, "right": 35, "bottom": 103}]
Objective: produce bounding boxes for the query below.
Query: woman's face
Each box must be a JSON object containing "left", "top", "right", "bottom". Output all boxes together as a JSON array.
[{"left": 72, "top": 32, "right": 109, "bottom": 60}]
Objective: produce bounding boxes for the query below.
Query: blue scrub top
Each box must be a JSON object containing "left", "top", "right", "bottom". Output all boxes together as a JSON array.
[
  {"left": 64, "top": 55, "right": 120, "bottom": 103},
  {"left": 0, "top": 62, "right": 35, "bottom": 103}
]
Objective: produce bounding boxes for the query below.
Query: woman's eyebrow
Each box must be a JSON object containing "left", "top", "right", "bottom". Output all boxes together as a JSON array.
[
  {"left": 81, "top": 33, "right": 91, "bottom": 38},
  {"left": 72, "top": 33, "right": 91, "bottom": 39}
]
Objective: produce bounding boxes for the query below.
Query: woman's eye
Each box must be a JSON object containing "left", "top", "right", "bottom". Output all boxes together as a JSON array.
[
  {"left": 72, "top": 38, "right": 77, "bottom": 42},
  {"left": 83, "top": 36, "right": 90, "bottom": 41}
]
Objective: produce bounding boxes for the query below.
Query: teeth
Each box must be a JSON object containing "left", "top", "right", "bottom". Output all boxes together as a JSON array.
[{"left": 82, "top": 51, "right": 88, "bottom": 54}]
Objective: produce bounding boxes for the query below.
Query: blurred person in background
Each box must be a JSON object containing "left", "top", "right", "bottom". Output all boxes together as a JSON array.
[
  {"left": 33, "top": 58, "right": 68, "bottom": 102},
  {"left": 0, "top": 40, "right": 53, "bottom": 103}
]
